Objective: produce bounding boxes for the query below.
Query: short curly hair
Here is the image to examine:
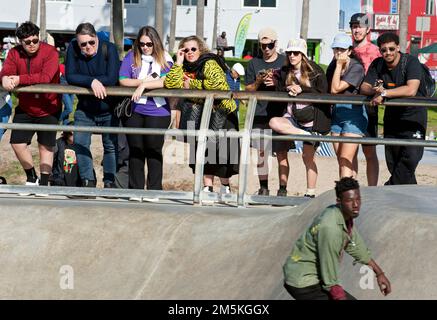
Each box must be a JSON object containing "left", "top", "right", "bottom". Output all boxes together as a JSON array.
[
  {"left": 335, "top": 177, "right": 360, "bottom": 199},
  {"left": 16, "top": 21, "right": 40, "bottom": 40}
]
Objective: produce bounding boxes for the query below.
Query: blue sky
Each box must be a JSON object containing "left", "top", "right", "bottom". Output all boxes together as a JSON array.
[{"left": 341, "top": 0, "right": 361, "bottom": 27}]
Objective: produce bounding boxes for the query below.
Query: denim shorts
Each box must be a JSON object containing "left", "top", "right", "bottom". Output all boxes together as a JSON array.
[{"left": 331, "top": 104, "right": 368, "bottom": 136}]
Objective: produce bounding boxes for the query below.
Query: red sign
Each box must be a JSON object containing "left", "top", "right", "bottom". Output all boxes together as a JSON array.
[{"left": 374, "top": 14, "right": 399, "bottom": 30}]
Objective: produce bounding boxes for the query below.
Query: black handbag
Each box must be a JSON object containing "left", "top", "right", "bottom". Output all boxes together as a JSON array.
[
  {"left": 291, "top": 103, "right": 315, "bottom": 123},
  {"left": 179, "top": 100, "right": 227, "bottom": 131},
  {"left": 114, "top": 97, "right": 132, "bottom": 119}
]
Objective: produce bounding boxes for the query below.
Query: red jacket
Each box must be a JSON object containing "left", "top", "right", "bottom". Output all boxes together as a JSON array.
[{"left": 0, "top": 42, "right": 61, "bottom": 117}]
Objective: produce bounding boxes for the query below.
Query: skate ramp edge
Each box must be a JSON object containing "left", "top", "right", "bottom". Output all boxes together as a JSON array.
[{"left": 0, "top": 185, "right": 436, "bottom": 299}]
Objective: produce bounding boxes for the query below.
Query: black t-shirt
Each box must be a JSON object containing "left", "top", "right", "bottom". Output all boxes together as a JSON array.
[
  {"left": 326, "top": 58, "right": 364, "bottom": 94},
  {"left": 364, "top": 53, "right": 427, "bottom": 134},
  {"left": 245, "top": 54, "right": 286, "bottom": 117}
]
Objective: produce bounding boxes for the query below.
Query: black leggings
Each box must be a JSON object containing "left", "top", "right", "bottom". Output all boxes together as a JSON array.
[
  {"left": 284, "top": 283, "right": 356, "bottom": 300},
  {"left": 124, "top": 113, "right": 170, "bottom": 190}
]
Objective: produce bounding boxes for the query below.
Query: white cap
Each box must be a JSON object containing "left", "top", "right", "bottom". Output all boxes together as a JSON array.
[
  {"left": 231, "top": 63, "right": 245, "bottom": 76},
  {"left": 285, "top": 39, "right": 308, "bottom": 58}
]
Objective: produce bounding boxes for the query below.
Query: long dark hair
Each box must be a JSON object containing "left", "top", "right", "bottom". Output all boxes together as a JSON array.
[
  {"left": 133, "top": 26, "right": 169, "bottom": 69},
  {"left": 285, "top": 53, "right": 315, "bottom": 87}
]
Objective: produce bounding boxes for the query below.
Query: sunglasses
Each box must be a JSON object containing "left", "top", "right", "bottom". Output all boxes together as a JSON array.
[
  {"left": 380, "top": 47, "right": 396, "bottom": 53},
  {"left": 139, "top": 41, "right": 153, "bottom": 48},
  {"left": 286, "top": 51, "right": 301, "bottom": 56},
  {"left": 22, "top": 38, "right": 39, "bottom": 46},
  {"left": 183, "top": 47, "right": 198, "bottom": 53},
  {"left": 79, "top": 40, "right": 96, "bottom": 48},
  {"left": 261, "top": 41, "right": 276, "bottom": 50}
]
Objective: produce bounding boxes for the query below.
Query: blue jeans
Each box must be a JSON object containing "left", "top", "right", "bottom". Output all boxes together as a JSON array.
[
  {"left": 74, "top": 109, "right": 118, "bottom": 183},
  {"left": 0, "top": 101, "right": 12, "bottom": 141},
  {"left": 60, "top": 93, "right": 74, "bottom": 125}
]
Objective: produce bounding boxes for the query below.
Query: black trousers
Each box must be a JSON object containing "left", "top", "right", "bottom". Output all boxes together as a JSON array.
[
  {"left": 384, "top": 131, "right": 424, "bottom": 185},
  {"left": 284, "top": 283, "right": 356, "bottom": 300},
  {"left": 124, "top": 113, "right": 170, "bottom": 190}
]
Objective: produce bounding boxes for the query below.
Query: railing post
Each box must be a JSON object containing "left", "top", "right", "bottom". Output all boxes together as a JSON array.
[
  {"left": 237, "top": 96, "right": 257, "bottom": 207},
  {"left": 193, "top": 95, "right": 214, "bottom": 205}
]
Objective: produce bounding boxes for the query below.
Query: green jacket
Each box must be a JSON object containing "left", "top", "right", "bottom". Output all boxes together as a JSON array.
[{"left": 283, "top": 205, "right": 372, "bottom": 291}]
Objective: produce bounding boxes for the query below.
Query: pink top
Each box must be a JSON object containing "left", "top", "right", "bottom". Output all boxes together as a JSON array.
[
  {"left": 353, "top": 42, "right": 381, "bottom": 73},
  {"left": 284, "top": 69, "right": 313, "bottom": 128}
]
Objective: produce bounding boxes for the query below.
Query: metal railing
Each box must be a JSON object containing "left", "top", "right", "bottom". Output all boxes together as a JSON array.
[{"left": 1, "top": 84, "right": 437, "bottom": 207}]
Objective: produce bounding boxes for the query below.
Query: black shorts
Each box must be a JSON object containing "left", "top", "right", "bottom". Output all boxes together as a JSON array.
[
  {"left": 251, "top": 115, "right": 295, "bottom": 152},
  {"left": 10, "top": 108, "right": 60, "bottom": 147}
]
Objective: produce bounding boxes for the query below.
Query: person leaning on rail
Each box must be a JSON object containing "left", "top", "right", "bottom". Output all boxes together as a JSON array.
[
  {"left": 360, "top": 32, "right": 427, "bottom": 186},
  {"left": 349, "top": 13, "right": 381, "bottom": 187},
  {"left": 245, "top": 27, "right": 291, "bottom": 197},
  {"left": 119, "top": 26, "right": 174, "bottom": 202},
  {"left": 283, "top": 177, "right": 391, "bottom": 300},
  {"left": 269, "top": 38, "right": 330, "bottom": 199},
  {"left": 65, "top": 22, "right": 120, "bottom": 190},
  {"left": 164, "top": 35, "right": 239, "bottom": 196},
  {"left": 326, "top": 33, "right": 367, "bottom": 180},
  {"left": 0, "top": 21, "right": 61, "bottom": 194}
]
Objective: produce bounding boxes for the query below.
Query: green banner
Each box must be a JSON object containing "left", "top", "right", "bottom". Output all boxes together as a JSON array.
[{"left": 234, "top": 13, "right": 252, "bottom": 58}]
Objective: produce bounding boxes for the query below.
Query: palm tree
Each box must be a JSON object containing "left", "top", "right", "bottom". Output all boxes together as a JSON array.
[
  {"left": 196, "top": 0, "right": 205, "bottom": 39},
  {"left": 399, "top": 0, "right": 408, "bottom": 52},
  {"left": 300, "top": 0, "right": 310, "bottom": 40},
  {"left": 39, "top": 0, "right": 46, "bottom": 41},
  {"left": 155, "top": 0, "right": 164, "bottom": 39},
  {"left": 169, "top": 0, "right": 177, "bottom": 53},
  {"left": 30, "top": 0, "right": 38, "bottom": 24},
  {"left": 211, "top": 0, "right": 219, "bottom": 50},
  {"left": 112, "top": 0, "right": 124, "bottom": 60}
]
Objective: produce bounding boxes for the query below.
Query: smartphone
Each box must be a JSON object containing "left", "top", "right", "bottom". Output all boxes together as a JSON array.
[
  {"left": 257, "top": 69, "right": 267, "bottom": 77},
  {"left": 373, "top": 79, "right": 384, "bottom": 88},
  {"left": 151, "top": 72, "right": 159, "bottom": 79}
]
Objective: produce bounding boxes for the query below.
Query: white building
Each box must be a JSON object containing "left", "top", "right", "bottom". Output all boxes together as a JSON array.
[{"left": 0, "top": 0, "right": 341, "bottom": 65}]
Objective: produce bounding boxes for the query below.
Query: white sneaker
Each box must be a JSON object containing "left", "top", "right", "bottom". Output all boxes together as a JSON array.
[
  {"left": 203, "top": 186, "right": 212, "bottom": 193},
  {"left": 220, "top": 185, "right": 231, "bottom": 194},
  {"left": 19, "top": 179, "right": 39, "bottom": 196}
]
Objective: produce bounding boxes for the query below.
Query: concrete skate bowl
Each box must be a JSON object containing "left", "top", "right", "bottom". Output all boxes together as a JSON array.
[{"left": 0, "top": 185, "right": 436, "bottom": 299}]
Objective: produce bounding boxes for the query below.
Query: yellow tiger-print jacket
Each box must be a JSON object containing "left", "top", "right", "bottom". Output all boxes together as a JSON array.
[{"left": 164, "top": 60, "right": 236, "bottom": 113}]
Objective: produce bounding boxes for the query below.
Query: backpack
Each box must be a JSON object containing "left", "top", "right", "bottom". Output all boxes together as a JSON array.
[{"left": 376, "top": 53, "right": 436, "bottom": 97}]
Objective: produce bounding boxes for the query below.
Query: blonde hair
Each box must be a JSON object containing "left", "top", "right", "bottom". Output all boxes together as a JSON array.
[
  {"left": 285, "top": 54, "right": 314, "bottom": 88},
  {"left": 133, "top": 26, "right": 169, "bottom": 69},
  {"left": 178, "top": 35, "right": 210, "bottom": 55}
]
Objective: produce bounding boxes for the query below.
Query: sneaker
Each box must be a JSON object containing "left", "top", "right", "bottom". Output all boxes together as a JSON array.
[
  {"left": 203, "top": 186, "right": 212, "bottom": 193},
  {"left": 220, "top": 185, "right": 231, "bottom": 194},
  {"left": 257, "top": 187, "right": 269, "bottom": 196},
  {"left": 19, "top": 179, "right": 39, "bottom": 196},
  {"left": 304, "top": 194, "right": 315, "bottom": 199},
  {"left": 277, "top": 189, "right": 287, "bottom": 197}
]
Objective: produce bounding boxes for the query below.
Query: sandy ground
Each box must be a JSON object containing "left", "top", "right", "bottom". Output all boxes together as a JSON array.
[{"left": 1, "top": 130, "right": 436, "bottom": 196}]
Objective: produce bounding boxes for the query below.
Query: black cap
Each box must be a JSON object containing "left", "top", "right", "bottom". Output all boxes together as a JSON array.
[{"left": 349, "top": 13, "right": 370, "bottom": 28}]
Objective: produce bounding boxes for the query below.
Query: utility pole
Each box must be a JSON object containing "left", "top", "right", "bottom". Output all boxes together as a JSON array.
[
  {"left": 169, "top": 0, "right": 177, "bottom": 53},
  {"left": 399, "top": 0, "right": 408, "bottom": 52},
  {"left": 196, "top": 0, "right": 205, "bottom": 40},
  {"left": 155, "top": 0, "right": 164, "bottom": 39},
  {"left": 300, "top": 0, "right": 310, "bottom": 40}
]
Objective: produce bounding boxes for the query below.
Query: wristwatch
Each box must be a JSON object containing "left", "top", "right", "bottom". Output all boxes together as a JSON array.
[{"left": 380, "top": 89, "right": 387, "bottom": 99}]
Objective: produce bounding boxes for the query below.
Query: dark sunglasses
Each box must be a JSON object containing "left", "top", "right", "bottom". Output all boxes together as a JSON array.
[
  {"left": 183, "top": 47, "right": 198, "bottom": 53},
  {"left": 380, "top": 47, "right": 396, "bottom": 53},
  {"left": 79, "top": 40, "right": 96, "bottom": 48},
  {"left": 261, "top": 41, "right": 276, "bottom": 50},
  {"left": 22, "top": 38, "right": 39, "bottom": 46},
  {"left": 286, "top": 51, "right": 301, "bottom": 56},
  {"left": 139, "top": 41, "right": 153, "bottom": 48}
]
